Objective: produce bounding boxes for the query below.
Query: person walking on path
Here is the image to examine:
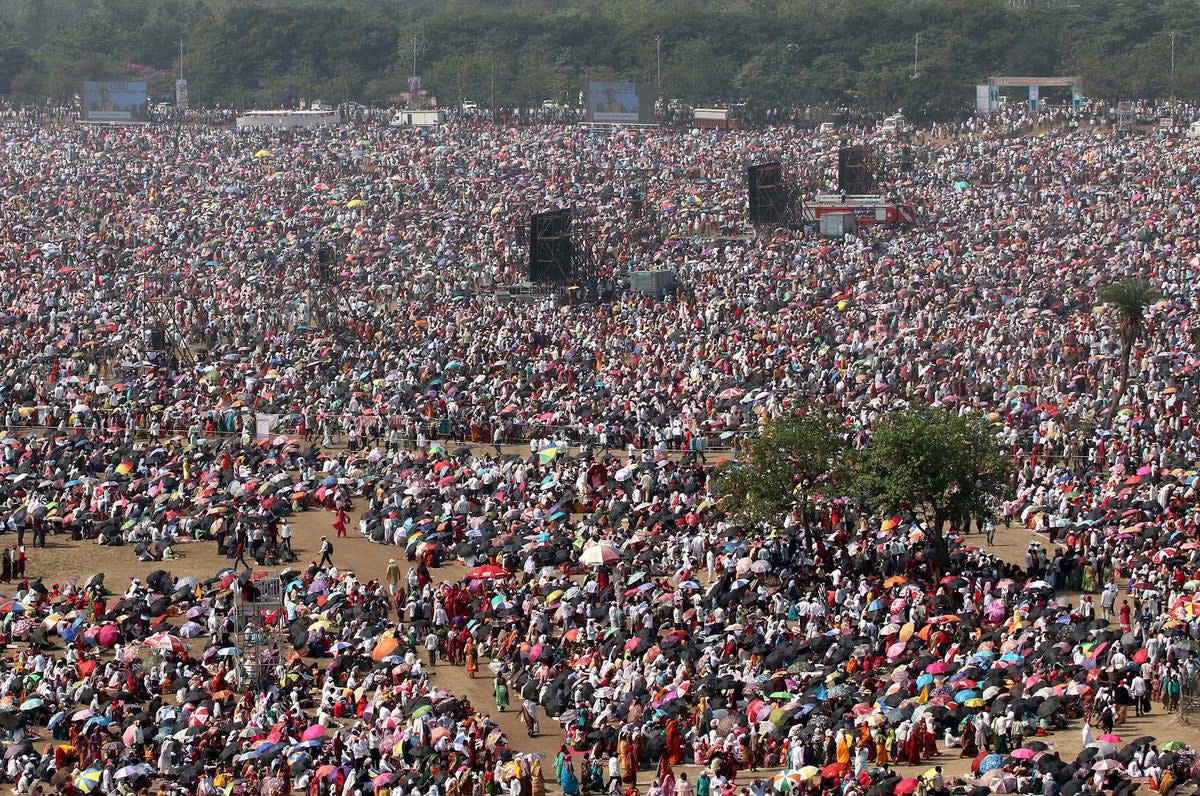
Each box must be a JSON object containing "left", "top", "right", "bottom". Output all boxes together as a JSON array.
[
  {"left": 495, "top": 674, "right": 509, "bottom": 712},
  {"left": 464, "top": 636, "right": 478, "bottom": 678},
  {"left": 333, "top": 508, "right": 348, "bottom": 538},
  {"left": 318, "top": 535, "right": 334, "bottom": 568},
  {"left": 233, "top": 538, "right": 250, "bottom": 570}
]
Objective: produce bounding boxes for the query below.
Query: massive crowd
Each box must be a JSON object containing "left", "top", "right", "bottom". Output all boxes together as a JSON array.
[{"left": 0, "top": 99, "right": 1194, "bottom": 796}]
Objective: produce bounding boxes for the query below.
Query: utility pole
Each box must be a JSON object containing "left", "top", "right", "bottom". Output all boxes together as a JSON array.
[
  {"left": 179, "top": 40, "right": 184, "bottom": 80},
  {"left": 912, "top": 33, "right": 920, "bottom": 79},
  {"left": 1171, "top": 31, "right": 1177, "bottom": 102},
  {"left": 656, "top": 35, "right": 662, "bottom": 97}
]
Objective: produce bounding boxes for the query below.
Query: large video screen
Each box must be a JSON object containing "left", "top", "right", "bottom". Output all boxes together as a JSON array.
[
  {"left": 82, "top": 82, "right": 148, "bottom": 122},
  {"left": 586, "top": 82, "right": 653, "bottom": 124}
]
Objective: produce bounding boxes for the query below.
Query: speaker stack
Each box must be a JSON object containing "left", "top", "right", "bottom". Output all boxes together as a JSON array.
[
  {"left": 747, "top": 162, "right": 786, "bottom": 225},
  {"left": 527, "top": 209, "right": 574, "bottom": 283}
]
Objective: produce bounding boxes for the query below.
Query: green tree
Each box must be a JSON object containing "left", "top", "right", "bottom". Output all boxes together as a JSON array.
[
  {"left": 1099, "top": 278, "right": 1160, "bottom": 425},
  {"left": 847, "top": 408, "right": 1011, "bottom": 570},
  {"left": 712, "top": 412, "right": 845, "bottom": 528}
]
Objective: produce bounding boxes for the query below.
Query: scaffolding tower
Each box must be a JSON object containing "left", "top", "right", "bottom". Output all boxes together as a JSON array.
[
  {"left": 231, "top": 573, "right": 286, "bottom": 692},
  {"left": 1116, "top": 101, "right": 1137, "bottom": 134}
]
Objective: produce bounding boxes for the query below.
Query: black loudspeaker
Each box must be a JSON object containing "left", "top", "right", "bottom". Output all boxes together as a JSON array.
[
  {"left": 630, "top": 194, "right": 645, "bottom": 219},
  {"left": 528, "top": 210, "right": 573, "bottom": 282},
  {"left": 838, "top": 146, "right": 874, "bottom": 194},
  {"left": 316, "top": 245, "right": 334, "bottom": 282},
  {"left": 747, "top": 162, "right": 785, "bottom": 225},
  {"left": 149, "top": 327, "right": 166, "bottom": 350}
]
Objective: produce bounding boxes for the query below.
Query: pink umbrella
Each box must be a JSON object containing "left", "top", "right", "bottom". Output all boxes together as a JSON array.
[
  {"left": 925, "top": 661, "right": 950, "bottom": 674},
  {"left": 97, "top": 624, "right": 119, "bottom": 647},
  {"left": 302, "top": 725, "right": 326, "bottom": 742},
  {"left": 1011, "top": 748, "right": 1036, "bottom": 759},
  {"left": 887, "top": 642, "right": 906, "bottom": 659}
]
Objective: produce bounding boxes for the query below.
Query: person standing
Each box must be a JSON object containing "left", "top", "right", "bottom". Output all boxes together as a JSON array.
[
  {"left": 386, "top": 559, "right": 402, "bottom": 596},
  {"left": 318, "top": 536, "right": 334, "bottom": 568},
  {"left": 424, "top": 629, "right": 439, "bottom": 667},
  {"left": 333, "top": 508, "right": 348, "bottom": 538},
  {"left": 280, "top": 519, "right": 293, "bottom": 555},
  {"left": 495, "top": 674, "right": 509, "bottom": 712}
]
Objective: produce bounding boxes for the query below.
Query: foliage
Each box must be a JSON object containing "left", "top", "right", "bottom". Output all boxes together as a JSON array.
[
  {"left": 1099, "top": 278, "right": 1161, "bottom": 424},
  {"left": 711, "top": 412, "right": 845, "bottom": 527},
  {"left": 846, "top": 407, "right": 1012, "bottom": 556},
  {"left": 0, "top": 0, "right": 1197, "bottom": 107}
]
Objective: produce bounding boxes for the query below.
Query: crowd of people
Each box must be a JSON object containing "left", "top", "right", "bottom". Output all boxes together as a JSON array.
[{"left": 0, "top": 96, "right": 1194, "bottom": 796}]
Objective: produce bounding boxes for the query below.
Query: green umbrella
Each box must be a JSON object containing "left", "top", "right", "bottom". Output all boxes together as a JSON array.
[{"left": 19, "top": 698, "right": 43, "bottom": 711}]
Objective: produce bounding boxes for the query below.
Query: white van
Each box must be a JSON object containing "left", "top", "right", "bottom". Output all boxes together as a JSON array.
[
  {"left": 881, "top": 114, "right": 907, "bottom": 134},
  {"left": 1187, "top": 121, "right": 1200, "bottom": 138}
]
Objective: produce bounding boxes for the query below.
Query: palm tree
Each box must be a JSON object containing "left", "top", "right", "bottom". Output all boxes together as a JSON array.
[{"left": 1099, "top": 278, "right": 1160, "bottom": 425}]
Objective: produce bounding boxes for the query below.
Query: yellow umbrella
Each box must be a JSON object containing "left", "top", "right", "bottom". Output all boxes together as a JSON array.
[
  {"left": 346, "top": 198, "right": 366, "bottom": 208},
  {"left": 254, "top": 149, "right": 272, "bottom": 157},
  {"left": 546, "top": 590, "right": 564, "bottom": 605}
]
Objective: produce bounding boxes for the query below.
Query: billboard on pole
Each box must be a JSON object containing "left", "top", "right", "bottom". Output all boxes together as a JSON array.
[{"left": 81, "top": 82, "right": 148, "bottom": 122}]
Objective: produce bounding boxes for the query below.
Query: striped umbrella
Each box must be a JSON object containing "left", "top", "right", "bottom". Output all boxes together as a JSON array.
[{"left": 74, "top": 768, "right": 102, "bottom": 794}]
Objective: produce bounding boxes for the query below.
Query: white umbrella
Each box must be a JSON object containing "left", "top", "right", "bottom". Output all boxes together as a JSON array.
[{"left": 579, "top": 543, "right": 620, "bottom": 567}]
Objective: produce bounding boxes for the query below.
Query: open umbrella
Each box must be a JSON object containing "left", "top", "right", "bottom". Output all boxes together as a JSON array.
[
  {"left": 465, "top": 564, "right": 510, "bottom": 580},
  {"left": 580, "top": 543, "right": 621, "bottom": 567},
  {"left": 74, "top": 768, "right": 102, "bottom": 794}
]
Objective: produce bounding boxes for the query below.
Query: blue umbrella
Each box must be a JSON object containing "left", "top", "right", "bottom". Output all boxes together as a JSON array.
[
  {"left": 953, "top": 690, "right": 979, "bottom": 704},
  {"left": 979, "top": 754, "right": 1003, "bottom": 774}
]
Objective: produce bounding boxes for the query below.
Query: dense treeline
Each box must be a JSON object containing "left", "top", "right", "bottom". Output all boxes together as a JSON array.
[{"left": 0, "top": 0, "right": 1197, "bottom": 112}]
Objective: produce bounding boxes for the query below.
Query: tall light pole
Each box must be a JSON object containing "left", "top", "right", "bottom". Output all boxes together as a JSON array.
[
  {"left": 912, "top": 33, "right": 920, "bottom": 79},
  {"left": 410, "top": 34, "right": 422, "bottom": 77}
]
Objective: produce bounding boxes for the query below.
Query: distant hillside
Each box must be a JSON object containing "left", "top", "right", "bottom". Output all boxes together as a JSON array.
[{"left": 0, "top": 0, "right": 1193, "bottom": 111}]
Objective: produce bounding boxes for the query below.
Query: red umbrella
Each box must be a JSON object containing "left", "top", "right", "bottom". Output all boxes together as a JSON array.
[
  {"left": 821, "top": 763, "right": 845, "bottom": 779},
  {"left": 894, "top": 778, "right": 919, "bottom": 796},
  {"left": 465, "top": 564, "right": 510, "bottom": 580}
]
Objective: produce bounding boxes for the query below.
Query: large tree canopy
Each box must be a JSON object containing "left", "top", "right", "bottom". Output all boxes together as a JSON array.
[
  {"left": 711, "top": 412, "right": 845, "bottom": 528},
  {"left": 846, "top": 407, "right": 1013, "bottom": 567},
  {"left": 0, "top": 0, "right": 1198, "bottom": 109}
]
